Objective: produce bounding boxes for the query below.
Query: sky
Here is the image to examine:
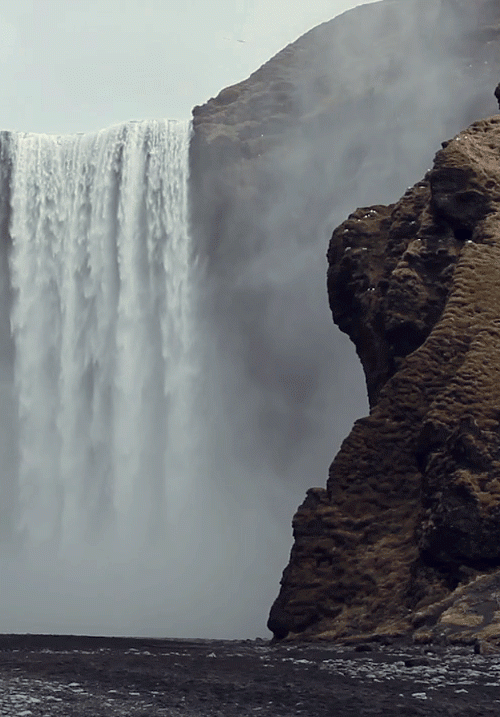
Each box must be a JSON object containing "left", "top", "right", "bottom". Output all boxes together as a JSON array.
[{"left": 0, "top": 0, "right": 378, "bottom": 135}]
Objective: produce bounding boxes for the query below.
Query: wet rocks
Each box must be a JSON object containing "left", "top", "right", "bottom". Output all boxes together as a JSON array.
[{"left": 1, "top": 634, "right": 500, "bottom": 716}]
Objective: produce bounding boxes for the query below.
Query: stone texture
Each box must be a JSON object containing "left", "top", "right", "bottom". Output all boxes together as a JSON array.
[
  {"left": 412, "top": 571, "right": 500, "bottom": 654},
  {"left": 268, "top": 115, "right": 500, "bottom": 647}
]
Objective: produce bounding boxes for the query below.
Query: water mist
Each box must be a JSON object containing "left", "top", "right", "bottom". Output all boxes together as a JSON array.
[{"left": 0, "top": 120, "right": 272, "bottom": 637}]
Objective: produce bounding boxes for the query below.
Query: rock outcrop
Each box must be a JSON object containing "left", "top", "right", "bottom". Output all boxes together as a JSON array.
[
  {"left": 189, "top": 0, "right": 500, "bottom": 519},
  {"left": 268, "top": 114, "right": 500, "bottom": 651},
  {"left": 186, "top": 0, "right": 500, "bottom": 644}
]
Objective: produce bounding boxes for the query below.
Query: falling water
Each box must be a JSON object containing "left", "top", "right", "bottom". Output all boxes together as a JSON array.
[
  {"left": 9, "top": 120, "right": 193, "bottom": 548},
  {"left": 0, "top": 120, "right": 228, "bottom": 634},
  {"left": 0, "top": 117, "right": 301, "bottom": 639}
]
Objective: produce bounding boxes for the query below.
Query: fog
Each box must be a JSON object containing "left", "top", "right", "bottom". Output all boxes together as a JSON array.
[{"left": 0, "top": 0, "right": 499, "bottom": 639}]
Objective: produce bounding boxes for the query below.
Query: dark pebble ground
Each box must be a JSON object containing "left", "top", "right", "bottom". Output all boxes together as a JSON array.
[{"left": 1, "top": 634, "right": 500, "bottom": 716}]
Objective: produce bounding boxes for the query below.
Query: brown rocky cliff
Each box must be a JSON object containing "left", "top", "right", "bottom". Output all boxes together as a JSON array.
[
  {"left": 189, "top": 0, "right": 500, "bottom": 507},
  {"left": 268, "top": 115, "right": 500, "bottom": 650}
]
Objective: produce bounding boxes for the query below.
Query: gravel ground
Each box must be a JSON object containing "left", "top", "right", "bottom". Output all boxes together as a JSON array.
[{"left": 1, "top": 634, "right": 500, "bottom": 716}]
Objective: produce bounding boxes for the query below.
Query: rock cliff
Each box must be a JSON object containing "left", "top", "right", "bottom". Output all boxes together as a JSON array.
[
  {"left": 268, "top": 113, "right": 500, "bottom": 653},
  {"left": 189, "top": 0, "right": 500, "bottom": 516},
  {"left": 189, "top": 0, "right": 500, "bottom": 643}
]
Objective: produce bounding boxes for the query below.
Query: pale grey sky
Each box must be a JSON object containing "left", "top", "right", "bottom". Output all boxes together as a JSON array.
[{"left": 0, "top": 0, "right": 378, "bottom": 134}]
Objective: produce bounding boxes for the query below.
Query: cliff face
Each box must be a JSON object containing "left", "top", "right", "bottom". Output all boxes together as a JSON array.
[
  {"left": 189, "top": 0, "right": 500, "bottom": 514},
  {"left": 188, "top": 0, "right": 500, "bottom": 642},
  {"left": 268, "top": 115, "right": 500, "bottom": 652}
]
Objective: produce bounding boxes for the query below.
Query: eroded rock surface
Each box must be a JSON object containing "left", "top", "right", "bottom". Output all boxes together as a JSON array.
[{"left": 269, "top": 115, "right": 500, "bottom": 649}]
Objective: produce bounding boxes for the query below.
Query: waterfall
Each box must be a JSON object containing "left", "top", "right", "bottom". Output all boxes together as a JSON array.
[
  {"left": 7, "top": 120, "right": 193, "bottom": 549},
  {"left": 0, "top": 118, "right": 312, "bottom": 639},
  {"left": 0, "top": 120, "right": 221, "bottom": 635},
  {"left": 0, "top": 118, "right": 295, "bottom": 639}
]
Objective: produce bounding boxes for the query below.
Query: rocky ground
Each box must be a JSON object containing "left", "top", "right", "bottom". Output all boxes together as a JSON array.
[{"left": 0, "top": 635, "right": 500, "bottom": 716}]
